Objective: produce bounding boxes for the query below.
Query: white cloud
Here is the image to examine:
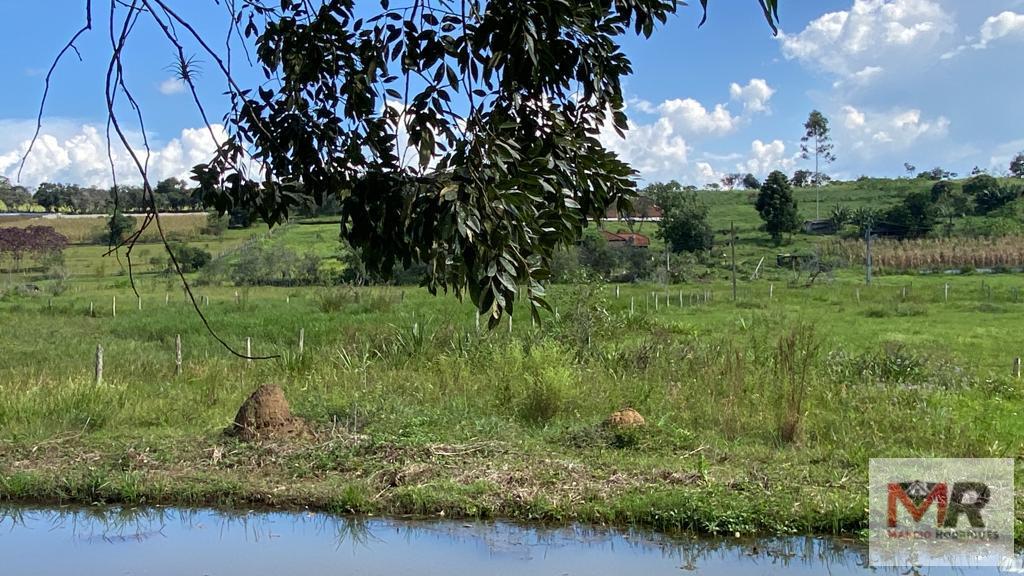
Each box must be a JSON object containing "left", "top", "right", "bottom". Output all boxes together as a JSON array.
[
  {"left": 736, "top": 140, "right": 801, "bottom": 177},
  {"left": 834, "top": 65, "right": 884, "bottom": 88},
  {"left": 158, "top": 77, "right": 186, "bottom": 95},
  {"left": 944, "top": 11, "right": 1024, "bottom": 57},
  {"left": 648, "top": 98, "right": 740, "bottom": 136},
  {"left": 780, "top": 0, "right": 953, "bottom": 80},
  {"left": 988, "top": 138, "right": 1024, "bottom": 174},
  {"left": 979, "top": 11, "right": 1024, "bottom": 45},
  {"left": 695, "top": 161, "right": 721, "bottom": 184},
  {"left": 600, "top": 80, "right": 778, "bottom": 182},
  {"left": 729, "top": 79, "right": 776, "bottom": 114},
  {"left": 0, "top": 120, "right": 226, "bottom": 188},
  {"left": 838, "top": 105, "right": 950, "bottom": 157},
  {"left": 841, "top": 105, "right": 867, "bottom": 130},
  {"left": 631, "top": 79, "right": 775, "bottom": 139},
  {"left": 599, "top": 116, "right": 690, "bottom": 181}
]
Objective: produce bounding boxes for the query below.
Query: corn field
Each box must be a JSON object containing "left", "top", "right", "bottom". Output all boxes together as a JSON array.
[{"left": 827, "top": 236, "right": 1024, "bottom": 272}]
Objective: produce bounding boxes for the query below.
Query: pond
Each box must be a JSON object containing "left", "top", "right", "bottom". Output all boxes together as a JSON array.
[{"left": 0, "top": 507, "right": 1016, "bottom": 575}]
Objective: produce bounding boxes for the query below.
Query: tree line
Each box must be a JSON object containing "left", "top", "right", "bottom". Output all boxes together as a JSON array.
[{"left": 0, "top": 177, "right": 202, "bottom": 214}]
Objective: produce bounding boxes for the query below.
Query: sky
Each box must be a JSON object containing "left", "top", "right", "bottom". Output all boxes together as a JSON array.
[{"left": 1, "top": 0, "right": 1023, "bottom": 189}]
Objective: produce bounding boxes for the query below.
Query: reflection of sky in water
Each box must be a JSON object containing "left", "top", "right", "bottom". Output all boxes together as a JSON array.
[{"left": 0, "top": 507, "right": 1013, "bottom": 575}]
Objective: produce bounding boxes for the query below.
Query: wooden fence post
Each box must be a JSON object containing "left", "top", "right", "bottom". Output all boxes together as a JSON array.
[
  {"left": 95, "top": 344, "right": 103, "bottom": 384},
  {"left": 174, "top": 335, "right": 182, "bottom": 377}
]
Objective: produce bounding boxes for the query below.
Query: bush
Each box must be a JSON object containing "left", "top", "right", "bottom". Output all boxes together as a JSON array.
[
  {"left": 167, "top": 244, "right": 212, "bottom": 273},
  {"left": 883, "top": 191, "right": 935, "bottom": 238},
  {"left": 201, "top": 213, "right": 228, "bottom": 236},
  {"left": 975, "top": 184, "right": 1021, "bottom": 215},
  {"left": 656, "top": 192, "right": 713, "bottom": 253},
  {"left": 106, "top": 209, "right": 136, "bottom": 245}
]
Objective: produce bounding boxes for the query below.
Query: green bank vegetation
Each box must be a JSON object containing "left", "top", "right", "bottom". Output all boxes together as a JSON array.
[{"left": 2, "top": 269, "right": 1024, "bottom": 538}]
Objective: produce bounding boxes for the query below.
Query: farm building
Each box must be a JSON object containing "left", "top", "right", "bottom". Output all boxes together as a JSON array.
[
  {"left": 604, "top": 201, "right": 663, "bottom": 221},
  {"left": 600, "top": 230, "right": 651, "bottom": 248},
  {"left": 802, "top": 219, "right": 838, "bottom": 235}
]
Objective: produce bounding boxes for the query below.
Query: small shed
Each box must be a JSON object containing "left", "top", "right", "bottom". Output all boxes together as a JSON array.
[{"left": 802, "top": 219, "right": 837, "bottom": 235}]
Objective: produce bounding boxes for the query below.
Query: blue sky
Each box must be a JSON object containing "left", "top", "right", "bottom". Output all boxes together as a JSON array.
[{"left": 2, "top": 0, "right": 1023, "bottom": 188}]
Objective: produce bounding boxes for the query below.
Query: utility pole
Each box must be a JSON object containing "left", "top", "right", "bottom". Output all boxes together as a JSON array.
[
  {"left": 731, "top": 221, "right": 737, "bottom": 302},
  {"left": 865, "top": 224, "right": 873, "bottom": 285}
]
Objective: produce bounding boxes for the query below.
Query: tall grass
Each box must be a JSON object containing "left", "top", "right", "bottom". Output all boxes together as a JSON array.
[
  {"left": 828, "top": 235, "right": 1024, "bottom": 272},
  {"left": 0, "top": 280, "right": 1016, "bottom": 464},
  {"left": 773, "top": 324, "right": 820, "bottom": 444}
]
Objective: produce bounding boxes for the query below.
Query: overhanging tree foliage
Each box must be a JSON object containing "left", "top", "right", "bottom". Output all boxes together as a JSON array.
[{"left": 30, "top": 0, "right": 781, "bottom": 347}]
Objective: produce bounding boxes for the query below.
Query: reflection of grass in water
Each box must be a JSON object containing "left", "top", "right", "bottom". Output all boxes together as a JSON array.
[
  {"left": 383, "top": 519, "right": 872, "bottom": 572},
  {"left": 0, "top": 505, "right": 380, "bottom": 550},
  {"left": 0, "top": 506, "right": 892, "bottom": 573}
]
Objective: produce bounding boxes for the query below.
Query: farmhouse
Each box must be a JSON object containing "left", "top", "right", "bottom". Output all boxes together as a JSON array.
[{"left": 600, "top": 230, "right": 651, "bottom": 248}]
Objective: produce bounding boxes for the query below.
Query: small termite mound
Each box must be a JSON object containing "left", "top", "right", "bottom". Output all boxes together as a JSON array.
[
  {"left": 228, "top": 384, "right": 306, "bottom": 441},
  {"left": 604, "top": 408, "right": 646, "bottom": 429}
]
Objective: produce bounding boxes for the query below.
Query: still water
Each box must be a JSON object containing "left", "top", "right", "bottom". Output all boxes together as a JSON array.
[{"left": 0, "top": 507, "right": 1018, "bottom": 575}]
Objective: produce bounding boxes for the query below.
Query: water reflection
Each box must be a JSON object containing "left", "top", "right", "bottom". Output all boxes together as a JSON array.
[{"left": 0, "top": 506, "right": 1013, "bottom": 575}]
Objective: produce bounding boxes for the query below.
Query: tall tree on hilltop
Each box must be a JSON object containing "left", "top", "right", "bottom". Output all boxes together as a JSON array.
[
  {"left": 800, "top": 110, "right": 836, "bottom": 219},
  {"left": 720, "top": 173, "right": 743, "bottom": 190},
  {"left": 741, "top": 173, "right": 761, "bottom": 190},
  {"left": 1010, "top": 152, "right": 1024, "bottom": 178}
]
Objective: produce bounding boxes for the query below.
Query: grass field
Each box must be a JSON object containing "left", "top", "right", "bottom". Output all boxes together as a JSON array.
[
  {"left": 2, "top": 265, "right": 1024, "bottom": 538},
  {"left": 3, "top": 186, "right": 1024, "bottom": 539}
]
